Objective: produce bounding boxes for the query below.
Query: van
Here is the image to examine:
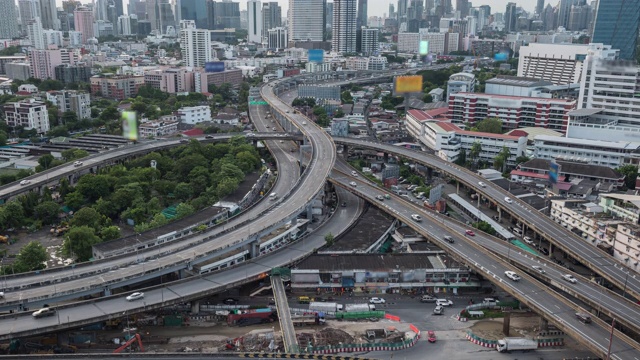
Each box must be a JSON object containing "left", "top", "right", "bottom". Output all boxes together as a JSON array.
[
  {"left": 575, "top": 312, "right": 592, "bottom": 324},
  {"left": 298, "top": 296, "right": 313, "bottom": 304},
  {"left": 421, "top": 295, "right": 436, "bottom": 303},
  {"left": 269, "top": 193, "right": 277, "bottom": 200}
]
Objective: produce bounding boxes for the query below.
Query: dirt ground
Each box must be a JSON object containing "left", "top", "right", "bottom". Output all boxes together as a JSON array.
[
  {"left": 1, "top": 228, "right": 72, "bottom": 268},
  {"left": 468, "top": 315, "right": 541, "bottom": 340}
]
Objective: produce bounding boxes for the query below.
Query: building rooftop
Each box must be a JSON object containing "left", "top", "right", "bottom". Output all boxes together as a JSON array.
[
  {"left": 519, "top": 158, "right": 623, "bottom": 180},
  {"left": 568, "top": 108, "right": 603, "bottom": 116},
  {"left": 296, "top": 253, "right": 436, "bottom": 271},
  {"left": 507, "top": 127, "right": 564, "bottom": 142},
  {"left": 486, "top": 75, "right": 553, "bottom": 88},
  {"left": 534, "top": 135, "right": 640, "bottom": 150}
]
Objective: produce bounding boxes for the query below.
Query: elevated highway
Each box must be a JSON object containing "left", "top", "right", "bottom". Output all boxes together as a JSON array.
[
  {"left": 330, "top": 170, "right": 640, "bottom": 360},
  {"left": 335, "top": 137, "right": 640, "bottom": 301}
]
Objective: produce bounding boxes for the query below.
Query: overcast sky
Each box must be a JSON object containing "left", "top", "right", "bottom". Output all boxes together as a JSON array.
[{"left": 238, "top": 0, "right": 549, "bottom": 17}]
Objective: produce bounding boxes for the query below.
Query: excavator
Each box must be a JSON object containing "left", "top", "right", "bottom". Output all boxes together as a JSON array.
[{"left": 113, "top": 334, "right": 144, "bottom": 354}]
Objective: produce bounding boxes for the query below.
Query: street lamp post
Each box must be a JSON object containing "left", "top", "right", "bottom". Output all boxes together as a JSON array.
[{"left": 622, "top": 271, "right": 630, "bottom": 299}]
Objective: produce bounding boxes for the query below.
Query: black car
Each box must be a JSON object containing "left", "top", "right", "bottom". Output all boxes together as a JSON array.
[
  {"left": 223, "top": 297, "right": 239, "bottom": 305},
  {"left": 205, "top": 135, "right": 214, "bottom": 139},
  {"left": 341, "top": 202, "right": 347, "bottom": 207}
]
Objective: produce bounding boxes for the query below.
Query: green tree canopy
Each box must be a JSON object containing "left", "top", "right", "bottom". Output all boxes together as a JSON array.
[
  {"left": 63, "top": 226, "right": 101, "bottom": 262},
  {"left": 33, "top": 201, "right": 61, "bottom": 225},
  {"left": 471, "top": 117, "right": 503, "bottom": 134},
  {"left": 15, "top": 241, "right": 47, "bottom": 272},
  {"left": 617, "top": 164, "right": 639, "bottom": 189}
]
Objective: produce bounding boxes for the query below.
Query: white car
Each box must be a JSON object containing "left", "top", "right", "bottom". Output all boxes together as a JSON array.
[
  {"left": 411, "top": 214, "right": 422, "bottom": 222},
  {"left": 376, "top": 195, "right": 384, "bottom": 201},
  {"left": 19, "top": 180, "right": 30, "bottom": 185},
  {"left": 523, "top": 236, "right": 534, "bottom": 244},
  {"left": 73, "top": 161, "right": 83, "bottom": 167},
  {"left": 369, "top": 297, "right": 386, "bottom": 304},
  {"left": 562, "top": 274, "right": 577, "bottom": 283},
  {"left": 351, "top": 170, "right": 358, "bottom": 177},
  {"left": 532, "top": 266, "right": 546, "bottom": 274},
  {"left": 504, "top": 197, "right": 513, "bottom": 204},
  {"left": 436, "top": 299, "right": 453, "bottom": 307},
  {"left": 349, "top": 181, "right": 357, "bottom": 187},
  {"left": 126, "top": 292, "right": 145, "bottom": 301},
  {"left": 504, "top": 271, "right": 521, "bottom": 281},
  {"left": 478, "top": 181, "right": 486, "bottom": 187}
]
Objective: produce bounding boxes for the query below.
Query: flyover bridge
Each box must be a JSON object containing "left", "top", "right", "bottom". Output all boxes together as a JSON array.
[{"left": 271, "top": 269, "right": 298, "bottom": 353}]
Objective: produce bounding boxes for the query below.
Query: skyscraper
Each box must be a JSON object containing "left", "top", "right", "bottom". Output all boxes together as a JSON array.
[
  {"left": 536, "top": 0, "right": 545, "bottom": 16},
  {"left": 356, "top": 0, "right": 367, "bottom": 29},
  {"left": 592, "top": 0, "right": 640, "bottom": 60},
  {"left": 74, "top": 5, "right": 95, "bottom": 43},
  {"left": 557, "top": 0, "right": 579, "bottom": 29},
  {"left": 214, "top": 0, "right": 241, "bottom": 29},
  {"left": 289, "top": 0, "right": 325, "bottom": 42},
  {"left": 19, "top": 0, "right": 41, "bottom": 26},
  {"left": 40, "top": 0, "right": 59, "bottom": 29},
  {"left": 0, "top": 0, "right": 19, "bottom": 39},
  {"left": 247, "top": 0, "right": 262, "bottom": 43},
  {"left": 27, "top": 17, "right": 45, "bottom": 49},
  {"left": 456, "top": 0, "right": 469, "bottom": 18},
  {"left": 180, "top": 20, "right": 212, "bottom": 67},
  {"left": 505, "top": 2, "right": 517, "bottom": 32},
  {"left": 158, "top": 0, "right": 177, "bottom": 34},
  {"left": 179, "top": 0, "right": 208, "bottom": 29},
  {"left": 262, "top": 2, "right": 281, "bottom": 35},
  {"left": 396, "top": 0, "right": 407, "bottom": 21},
  {"left": 332, "top": 0, "right": 357, "bottom": 53}
]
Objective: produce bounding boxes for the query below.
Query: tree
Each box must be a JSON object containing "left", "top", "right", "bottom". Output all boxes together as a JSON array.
[
  {"left": 38, "top": 154, "right": 55, "bottom": 170},
  {"left": 2, "top": 201, "right": 25, "bottom": 228},
  {"left": 324, "top": 233, "right": 335, "bottom": 246},
  {"left": 334, "top": 108, "right": 345, "bottom": 118},
  {"left": 70, "top": 207, "right": 104, "bottom": 231},
  {"left": 422, "top": 94, "right": 433, "bottom": 103},
  {"left": 617, "top": 164, "right": 639, "bottom": 189},
  {"left": 14, "top": 241, "right": 47, "bottom": 272},
  {"left": 515, "top": 155, "right": 530, "bottom": 165},
  {"left": 63, "top": 226, "right": 101, "bottom": 261},
  {"left": 494, "top": 146, "right": 511, "bottom": 172},
  {"left": 473, "top": 221, "right": 496, "bottom": 236},
  {"left": 64, "top": 191, "right": 85, "bottom": 210},
  {"left": 341, "top": 91, "right": 353, "bottom": 104},
  {"left": 174, "top": 182, "right": 193, "bottom": 201},
  {"left": 75, "top": 175, "right": 112, "bottom": 202},
  {"left": 469, "top": 141, "right": 482, "bottom": 166},
  {"left": 33, "top": 201, "right": 60, "bottom": 225},
  {"left": 61, "top": 148, "right": 89, "bottom": 161},
  {"left": 100, "top": 226, "right": 121, "bottom": 241},
  {"left": 472, "top": 117, "right": 503, "bottom": 134},
  {"left": 176, "top": 203, "right": 195, "bottom": 219}
]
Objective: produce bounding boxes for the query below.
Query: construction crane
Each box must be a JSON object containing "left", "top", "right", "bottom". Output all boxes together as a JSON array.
[{"left": 113, "top": 334, "right": 144, "bottom": 354}]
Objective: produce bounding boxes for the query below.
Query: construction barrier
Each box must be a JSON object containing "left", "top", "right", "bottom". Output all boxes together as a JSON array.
[
  {"left": 239, "top": 354, "right": 375, "bottom": 359},
  {"left": 466, "top": 331, "right": 564, "bottom": 349},
  {"left": 456, "top": 314, "right": 468, "bottom": 322},
  {"left": 310, "top": 324, "right": 420, "bottom": 354},
  {"left": 384, "top": 314, "right": 401, "bottom": 322}
]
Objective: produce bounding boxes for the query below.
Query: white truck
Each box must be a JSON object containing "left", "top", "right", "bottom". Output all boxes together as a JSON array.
[
  {"left": 496, "top": 338, "right": 538, "bottom": 353},
  {"left": 344, "top": 303, "right": 376, "bottom": 312},
  {"left": 309, "top": 302, "right": 343, "bottom": 313}
]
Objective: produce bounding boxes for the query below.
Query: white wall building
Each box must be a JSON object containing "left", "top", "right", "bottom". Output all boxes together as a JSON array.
[
  {"left": 517, "top": 43, "right": 618, "bottom": 85},
  {"left": 247, "top": 0, "right": 263, "bottom": 43},
  {"left": 45, "top": 90, "right": 91, "bottom": 119},
  {"left": 177, "top": 105, "right": 211, "bottom": 124},
  {"left": 139, "top": 119, "right": 179, "bottom": 138},
  {"left": 419, "top": 30, "right": 445, "bottom": 55},
  {"left": 288, "top": 0, "right": 324, "bottom": 42},
  {"left": 359, "top": 27, "right": 379, "bottom": 56},
  {"left": 446, "top": 72, "right": 475, "bottom": 100},
  {"left": 533, "top": 135, "right": 640, "bottom": 169},
  {"left": 267, "top": 27, "right": 287, "bottom": 49},
  {"left": 118, "top": 15, "right": 133, "bottom": 35},
  {"left": 43, "top": 29, "right": 63, "bottom": 47},
  {"left": 179, "top": 20, "right": 212, "bottom": 68},
  {"left": 397, "top": 32, "right": 419, "bottom": 52},
  {"left": 27, "top": 17, "right": 45, "bottom": 49},
  {"left": 3, "top": 98, "right": 50, "bottom": 133},
  {"left": 68, "top": 31, "right": 83, "bottom": 46}
]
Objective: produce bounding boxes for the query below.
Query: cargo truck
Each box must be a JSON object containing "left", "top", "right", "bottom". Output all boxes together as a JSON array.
[
  {"left": 344, "top": 303, "right": 376, "bottom": 312},
  {"left": 309, "top": 302, "right": 343, "bottom": 312},
  {"left": 496, "top": 338, "right": 538, "bottom": 353}
]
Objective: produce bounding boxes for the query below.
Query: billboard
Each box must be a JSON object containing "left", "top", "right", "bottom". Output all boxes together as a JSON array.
[
  {"left": 308, "top": 49, "right": 324, "bottom": 63},
  {"left": 549, "top": 161, "right": 559, "bottom": 185},
  {"left": 205, "top": 61, "right": 225, "bottom": 72},
  {"left": 419, "top": 40, "right": 429, "bottom": 55},
  {"left": 121, "top": 111, "right": 138, "bottom": 141},
  {"left": 394, "top": 75, "right": 423, "bottom": 94}
]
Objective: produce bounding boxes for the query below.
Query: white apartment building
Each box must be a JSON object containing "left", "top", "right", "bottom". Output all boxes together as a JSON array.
[
  {"left": 517, "top": 43, "right": 618, "bottom": 85},
  {"left": 118, "top": 15, "right": 133, "bottom": 35},
  {"left": 305, "top": 61, "right": 332, "bottom": 73},
  {"left": 247, "top": 0, "right": 263, "bottom": 43},
  {"left": 446, "top": 72, "right": 475, "bottom": 100},
  {"left": 533, "top": 135, "right": 640, "bottom": 168},
  {"left": 45, "top": 90, "right": 91, "bottom": 119},
  {"left": 68, "top": 31, "right": 83, "bottom": 46},
  {"left": 418, "top": 30, "right": 445, "bottom": 55},
  {"left": 139, "top": 119, "right": 179, "bottom": 138},
  {"left": 359, "top": 27, "right": 379, "bottom": 56},
  {"left": 3, "top": 98, "right": 50, "bottom": 133},
  {"left": 179, "top": 20, "right": 212, "bottom": 68},
  {"left": 397, "top": 32, "right": 419, "bottom": 52},
  {"left": 332, "top": 0, "right": 357, "bottom": 54},
  {"left": 177, "top": 105, "right": 211, "bottom": 124},
  {"left": 42, "top": 30, "right": 63, "bottom": 47},
  {"left": 288, "top": 0, "right": 324, "bottom": 42},
  {"left": 27, "top": 17, "right": 45, "bottom": 49},
  {"left": 578, "top": 56, "right": 640, "bottom": 129},
  {"left": 406, "top": 110, "right": 527, "bottom": 166}
]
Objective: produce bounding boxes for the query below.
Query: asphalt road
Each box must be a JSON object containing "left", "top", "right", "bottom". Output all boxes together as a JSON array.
[{"left": 331, "top": 172, "right": 639, "bottom": 360}]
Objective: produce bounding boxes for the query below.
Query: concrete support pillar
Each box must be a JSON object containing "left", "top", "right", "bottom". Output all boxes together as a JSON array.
[
  {"left": 178, "top": 269, "right": 187, "bottom": 279},
  {"left": 383, "top": 153, "right": 389, "bottom": 163},
  {"left": 476, "top": 196, "right": 480, "bottom": 208},
  {"left": 249, "top": 240, "right": 260, "bottom": 259},
  {"left": 548, "top": 243, "right": 554, "bottom": 257},
  {"left": 539, "top": 318, "right": 549, "bottom": 331},
  {"left": 426, "top": 167, "right": 433, "bottom": 180},
  {"left": 502, "top": 312, "right": 511, "bottom": 336},
  {"left": 307, "top": 203, "right": 314, "bottom": 220},
  {"left": 104, "top": 287, "right": 112, "bottom": 296},
  {"left": 191, "top": 300, "right": 200, "bottom": 314},
  {"left": 456, "top": 181, "right": 460, "bottom": 195}
]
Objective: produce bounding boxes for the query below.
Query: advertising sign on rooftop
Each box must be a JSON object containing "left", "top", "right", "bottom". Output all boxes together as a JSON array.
[
  {"left": 205, "top": 61, "right": 225, "bottom": 73},
  {"left": 308, "top": 49, "right": 324, "bottom": 63},
  {"left": 394, "top": 75, "right": 423, "bottom": 94}
]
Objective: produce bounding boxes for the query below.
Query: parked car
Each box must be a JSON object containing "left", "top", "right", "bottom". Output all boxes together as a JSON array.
[
  {"left": 523, "top": 236, "right": 534, "bottom": 244},
  {"left": 562, "top": 274, "right": 577, "bottom": 283},
  {"left": 420, "top": 295, "right": 437, "bottom": 303},
  {"left": 126, "top": 292, "right": 145, "bottom": 301},
  {"left": 504, "top": 271, "right": 521, "bottom": 281},
  {"left": 369, "top": 297, "right": 386, "bottom": 304}
]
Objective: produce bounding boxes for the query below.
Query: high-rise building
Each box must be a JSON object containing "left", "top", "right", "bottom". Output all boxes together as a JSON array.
[
  {"left": 29, "top": 46, "right": 77, "bottom": 80},
  {"left": 74, "top": 5, "right": 95, "bottom": 43},
  {"left": 536, "top": 0, "right": 545, "bottom": 16},
  {"left": 356, "top": 0, "right": 367, "bottom": 28},
  {"left": 542, "top": 3, "right": 557, "bottom": 30},
  {"left": 39, "top": 0, "right": 59, "bottom": 29},
  {"left": 332, "top": 0, "right": 357, "bottom": 53},
  {"left": 43, "top": 29, "right": 63, "bottom": 47},
  {"left": 179, "top": 20, "right": 212, "bottom": 67},
  {"left": 2, "top": 0, "right": 20, "bottom": 39},
  {"left": 289, "top": 0, "right": 325, "bottom": 42},
  {"left": 214, "top": 0, "right": 241, "bottom": 29},
  {"left": 19, "top": 0, "right": 41, "bottom": 26},
  {"left": 358, "top": 27, "right": 378, "bottom": 56},
  {"left": 27, "top": 17, "right": 45, "bottom": 49},
  {"left": 118, "top": 14, "right": 133, "bottom": 34},
  {"left": 504, "top": 2, "right": 517, "bottom": 32},
  {"left": 94, "top": 0, "right": 109, "bottom": 21},
  {"left": 568, "top": 3, "right": 591, "bottom": 31},
  {"left": 325, "top": 1, "right": 333, "bottom": 28},
  {"left": 262, "top": 2, "right": 281, "bottom": 36},
  {"left": 3, "top": 99, "right": 50, "bottom": 134},
  {"left": 456, "top": 0, "right": 469, "bottom": 18},
  {"left": 158, "top": 0, "right": 177, "bottom": 34},
  {"left": 268, "top": 26, "right": 287, "bottom": 49},
  {"left": 247, "top": 0, "right": 262, "bottom": 43},
  {"left": 179, "top": 0, "right": 208, "bottom": 28},
  {"left": 396, "top": 0, "right": 408, "bottom": 21},
  {"left": 557, "top": 0, "right": 578, "bottom": 29},
  {"left": 388, "top": 3, "right": 394, "bottom": 18},
  {"left": 592, "top": 0, "right": 640, "bottom": 60}
]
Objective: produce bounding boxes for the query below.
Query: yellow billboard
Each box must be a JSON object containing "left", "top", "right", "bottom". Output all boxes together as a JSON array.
[{"left": 394, "top": 75, "right": 423, "bottom": 94}]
